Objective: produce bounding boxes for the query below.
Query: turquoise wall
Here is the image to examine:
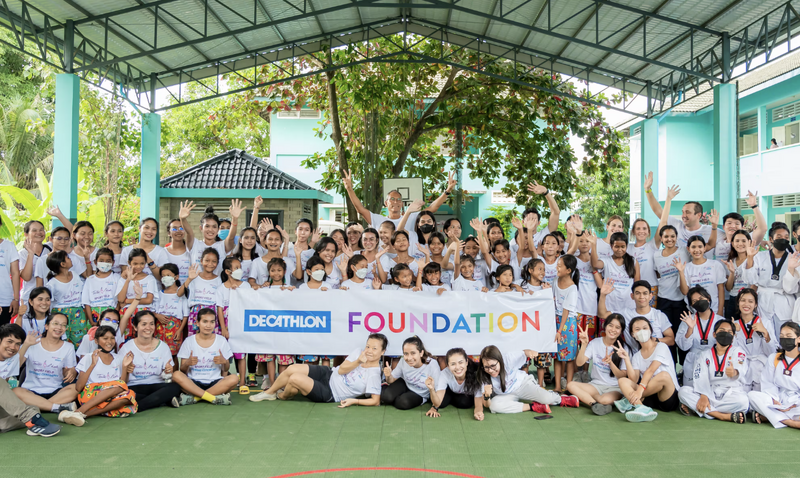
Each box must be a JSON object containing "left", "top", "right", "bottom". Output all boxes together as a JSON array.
[{"left": 661, "top": 114, "right": 715, "bottom": 202}]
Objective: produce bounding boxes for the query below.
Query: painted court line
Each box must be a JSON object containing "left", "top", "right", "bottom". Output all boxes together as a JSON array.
[{"left": 271, "top": 467, "right": 483, "bottom": 477}]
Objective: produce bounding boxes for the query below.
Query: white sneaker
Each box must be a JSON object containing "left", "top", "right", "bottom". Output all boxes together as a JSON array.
[
  {"left": 179, "top": 393, "right": 196, "bottom": 406},
  {"left": 58, "top": 410, "right": 85, "bottom": 427},
  {"left": 249, "top": 391, "right": 277, "bottom": 402},
  {"left": 213, "top": 393, "right": 231, "bottom": 405}
]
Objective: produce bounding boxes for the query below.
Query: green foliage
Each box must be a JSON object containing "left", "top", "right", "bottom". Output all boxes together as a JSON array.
[
  {"left": 485, "top": 205, "right": 520, "bottom": 239},
  {"left": 572, "top": 141, "right": 631, "bottom": 234},
  {"left": 0, "top": 96, "right": 54, "bottom": 190}
]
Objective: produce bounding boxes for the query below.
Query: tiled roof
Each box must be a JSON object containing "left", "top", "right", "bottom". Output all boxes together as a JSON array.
[{"left": 160, "top": 149, "right": 314, "bottom": 190}]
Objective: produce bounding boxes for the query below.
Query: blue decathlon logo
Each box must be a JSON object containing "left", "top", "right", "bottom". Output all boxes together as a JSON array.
[{"left": 244, "top": 309, "right": 331, "bottom": 333}]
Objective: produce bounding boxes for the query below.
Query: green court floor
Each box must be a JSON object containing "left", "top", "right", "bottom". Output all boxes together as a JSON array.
[{"left": 3, "top": 392, "right": 800, "bottom": 478}]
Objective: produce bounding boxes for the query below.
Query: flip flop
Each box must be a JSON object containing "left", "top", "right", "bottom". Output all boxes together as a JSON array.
[
  {"left": 731, "top": 411, "right": 746, "bottom": 424},
  {"left": 679, "top": 404, "right": 692, "bottom": 417},
  {"left": 238, "top": 385, "right": 250, "bottom": 395},
  {"left": 750, "top": 410, "right": 763, "bottom": 424}
]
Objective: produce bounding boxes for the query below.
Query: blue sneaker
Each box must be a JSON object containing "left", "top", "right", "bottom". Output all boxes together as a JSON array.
[
  {"left": 614, "top": 397, "right": 633, "bottom": 413},
  {"left": 625, "top": 405, "right": 658, "bottom": 422},
  {"left": 25, "top": 413, "right": 61, "bottom": 437}
]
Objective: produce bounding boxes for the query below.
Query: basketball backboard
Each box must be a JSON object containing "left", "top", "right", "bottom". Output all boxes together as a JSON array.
[{"left": 383, "top": 178, "right": 424, "bottom": 207}]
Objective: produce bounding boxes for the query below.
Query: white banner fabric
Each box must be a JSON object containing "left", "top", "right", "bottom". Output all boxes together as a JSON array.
[{"left": 228, "top": 288, "right": 557, "bottom": 356}]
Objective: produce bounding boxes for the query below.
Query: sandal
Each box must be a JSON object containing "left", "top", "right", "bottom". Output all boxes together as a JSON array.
[
  {"left": 238, "top": 385, "right": 250, "bottom": 395},
  {"left": 679, "top": 404, "right": 692, "bottom": 417},
  {"left": 751, "top": 410, "right": 763, "bottom": 424},
  {"left": 731, "top": 411, "right": 746, "bottom": 424}
]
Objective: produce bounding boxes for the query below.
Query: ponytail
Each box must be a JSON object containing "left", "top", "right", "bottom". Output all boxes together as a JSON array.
[{"left": 609, "top": 232, "right": 635, "bottom": 278}]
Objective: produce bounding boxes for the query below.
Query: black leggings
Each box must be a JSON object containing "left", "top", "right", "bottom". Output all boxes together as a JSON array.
[
  {"left": 657, "top": 296, "right": 687, "bottom": 365},
  {"left": 439, "top": 387, "right": 474, "bottom": 409},
  {"left": 381, "top": 379, "right": 424, "bottom": 410},
  {"left": 247, "top": 354, "right": 258, "bottom": 375},
  {"left": 129, "top": 383, "right": 181, "bottom": 412},
  {"left": 0, "top": 306, "right": 12, "bottom": 326}
]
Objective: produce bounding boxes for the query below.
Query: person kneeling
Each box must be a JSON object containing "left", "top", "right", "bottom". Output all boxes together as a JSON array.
[
  {"left": 678, "top": 319, "right": 749, "bottom": 423},
  {"left": 615, "top": 317, "right": 680, "bottom": 422},
  {"left": 176, "top": 308, "right": 238, "bottom": 405}
]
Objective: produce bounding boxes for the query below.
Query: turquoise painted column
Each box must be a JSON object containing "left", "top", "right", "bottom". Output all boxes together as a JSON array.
[
  {"left": 713, "top": 83, "right": 737, "bottom": 214},
  {"left": 640, "top": 118, "right": 659, "bottom": 229},
  {"left": 140, "top": 113, "right": 161, "bottom": 241},
  {"left": 52, "top": 74, "right": 80, "bottom": 225},
  {"left": 757, "top": 105, "right": 768, "bottom": 152}
]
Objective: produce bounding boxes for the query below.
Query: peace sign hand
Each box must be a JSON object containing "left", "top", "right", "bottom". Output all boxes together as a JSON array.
[
  {"left": 680, "top": 310, "right": 696, "bottom": 329},
  {"left": 643, "top": 171, "right": 653, "bottom": 192},
  {"left": 342, "top": 169, "right": 354, "bottom": 191},
  {"left": 612, "top": 343, "right": 629, "bottom": 360},
  {"left": 578, "top": 324, "right": 589, "bottom": 345},
  {"left": 445, "top": 171, "right": 456, "bottom": 193},
  {"left": 601, "top": 347, "right": 613, "bottom": 365}
]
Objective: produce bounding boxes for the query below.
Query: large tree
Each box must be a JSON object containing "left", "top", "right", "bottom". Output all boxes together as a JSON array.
[{"left": 225, "top": 35, "right": 626, "bottom": 221}]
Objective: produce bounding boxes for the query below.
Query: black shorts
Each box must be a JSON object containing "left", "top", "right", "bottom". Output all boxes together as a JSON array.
[
  {"left": 191, "top": 379, "right": 221, "bottom": 390},
  {"left": 305, "top": 365, "right": 334, "bottom": 403},
  {"left": 643, "top": 388, "right": 680, "bottom": 412},
  {"left": 32, "top": 389, "right": 59, "bottom": 400}
]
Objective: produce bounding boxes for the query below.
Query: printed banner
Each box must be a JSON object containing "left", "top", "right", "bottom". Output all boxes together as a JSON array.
[{"left": 228, "top": 289, "right": 557, "bottom": 355}]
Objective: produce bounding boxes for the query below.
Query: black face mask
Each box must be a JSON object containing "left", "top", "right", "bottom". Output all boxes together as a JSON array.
[
  {"left": 693, "top": 299, "right": 710, "bottom": 313},
  {"left": 715, "top": 331, "right": 734, "bottom": 346},
  {"left": 780, "top": 338, "right": 798, "bottom": 351},
  {"left": 773, "top": 239, "right": 790, "bottom": 252},
  {"left": 419, "top": 224, "right": 435, "bottom": 234}
]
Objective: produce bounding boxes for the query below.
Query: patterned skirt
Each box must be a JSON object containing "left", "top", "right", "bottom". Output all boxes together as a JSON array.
[
  {"left": 78, "top": 380, "right": 137, "bottom": 417},
  {"left": 121, "top": 305, "right": 146, "bottom": 340},
  {"left": 256, "top": 354, "right": 294, "bottom": 365},
  {"left": 577, "top": 314, "right": 597, "bottom": 343},
  {"left": 220, "top": 306, "right": 244, "bottom": 360},
  {"left": 187, "top": 304, "right": 221, "bottom": 336},
  {"left": 556, "top": 313, "right": 578, "bottom": 362},
  {"left": 155, "top": 315, "right": 183, "bottom": 355},
  {"left": 53, "top": 307, "right": 89, "bottom": 349}
]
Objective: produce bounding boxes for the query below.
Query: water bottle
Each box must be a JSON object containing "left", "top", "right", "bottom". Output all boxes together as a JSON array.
[{"left": 7, "top": 377, "right": 18, "bottom": 389}]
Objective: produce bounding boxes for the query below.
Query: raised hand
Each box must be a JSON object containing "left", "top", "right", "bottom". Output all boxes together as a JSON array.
[
  {"left": 179, "top": 200, "right": 195, "bottom": 220},
  {"left": 600, "top": 278, "right": 614, "bottom": 296},
  {"left": 417, "top": 244, "right": 430, "bottom": 258},
  {"left": 643, "top": 171, "right": 653, "bottom": 192},
  {"left": 679, "top": 310, "right": 696, "bottom": 330},
  {"left": 724, "top": 260, "right": 736, "bottom": 274},
  {"left": 745, "top": 190, "right": 759, "bottom": 208},
  {"left": 253, "top": 195, "right": 263, "bottom": 209},
  {"left": 23, "top": 237, "right": 36, "bottom": 254},
  {"left": 337, "top": 257, "right": 348, "bottom": 276},
  {"left": 469, "top": 217, "right": 483, "bottom": 234},
  {"left": 46, "top": 205, "right": 63, "bottom": 217},
  {"left": 122, "top": 351, "right": 134, "bottom": 369},
  {"left": 187, "top": 263, "right": 199, "bottom": 280},
  {"left": 527, "top": 180, "right": 548, "bottom": 195},
  {"left": 601, "top": 347, "right": 613, "bottom": 365},
  {"left": 213, "top": 349, "right": 228, "bottom": 365},
  {"left": 383, "top": 361, "right": 392, "bottom": 378},
  {"left": 24, "top": 331, "right": 40, "bottom": 346},
  {"left": 511, "top": 216, "right": 524, "bottom": 232},
  {"left": 90, "top": 349, "right": 100, "bottom": 366},
  {"left": 342, "top": 169, "right": 354, "bottom": 191},
  {"left": 341, "top": 243, "right": 354, "bottom": 259},
  {"left": 746, "top": 242, "right": 757, "bottom": 258},
  {"left": 372, "top": 276, "right": 382, "bottom": 290},
  {"left": 260, "top": 217, "right": 275, "bottom": 233},
  {"left": 584, "top": 229, "right": 597, "bottom": 246},
  {"left": 407, "top": 199, "right": 425, "bottom": 213},
  {"left": 187, "top": 351, "right": 198, "bottom": 367},
  {"left": 709, "top": 209, "right": 719, "bottom": 227},
  {"left": 523, "top": 215, "right": 539, "bottom": 232},
  {"left": 571, "top": 214, "right": 584, "bottom": 233},
  {"left": 672, "top": 258, "right": 686, "bottom": 273},
  {"left": 310, "top": 228, "right": 322, "bottom": 245},
  {"left": 578, "top": 324, "right": 589, "bottom": 345},
  {"left": 612, "top": 343, "right": 629, "bottom": 360},
  {"left": 667, "top": 184, "right": 681, "bottom": 200},
  {"left": 445, "top": 171, "right": 456, "bottom": 193},
  {"left": 787, "top": 251, "right": 800, "bottom": 272},
  {"left": 415, "top": 258, "right": 427, "bottom": 272}
]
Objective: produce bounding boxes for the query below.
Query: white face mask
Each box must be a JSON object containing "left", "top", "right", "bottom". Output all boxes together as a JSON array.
[
  {"left": 97, "top": 262, "right": 113, "bottom": 273},
  {"left": 355, "top": 268, "right": 368, "bottom": 279},
  {"left": 310, "top": 270, "right": 326, "bottom": 282},
  {"left": 634, "top": 329, "right": 651, "bottom": 343},
  {"left": 161, "top": 276, "right": 176, "bottom": 288},
  {"left": 231, "top": 269, "right": 244, "bottom": 281}
]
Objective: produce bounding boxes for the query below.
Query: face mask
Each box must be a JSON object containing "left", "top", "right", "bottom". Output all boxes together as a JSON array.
[
  {"left": 634, "top": 329, "right": 651, "bottom": 343},
  {"left": 161, "top": 276, "right": 176, "bottom": 288},
  {"left": 99, "top": 319, "right": 119, "bottom": 332},
  {"left": 780, "top": 337, "right": 798, "bottom": 351},
  {"left": 96, "top": 262, "right": 113, "bottom": 273},
  {"left": 715, "top": 331, "right": 734, "bottom": 346},
  {"left": 693, "top": 299, "right": 710, "bottom": 313},
  {"left": 311, "top": 270, "right": 326, "bottom": 282},
  {"left": 773, "top": 238, "right": 790, "bottom": 251},
  {"left": 231, "top": 269, "right": 244, "bottom": 281},
  {"left": 355, "top": 268, "right": 368, "bottom": 279},
  {"left": 419, "top": 224, "right": 435, "bottom": 234},
  {"left": 218, "top": 229, "right": 230, "bottom": 240}
]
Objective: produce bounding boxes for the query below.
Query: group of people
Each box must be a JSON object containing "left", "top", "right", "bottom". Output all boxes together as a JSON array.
[{"left": 1, "top": 169, "right": 800, "bottom": 438}]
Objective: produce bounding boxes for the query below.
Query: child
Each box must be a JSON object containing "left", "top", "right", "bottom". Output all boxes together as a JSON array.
[
  {"left": 154, "top": 264, "right": 188, "bottom": 364},
  {"left": 747, "top": 322, "right": 800, "bottom": 428},
  {"left": 45, "top": 251, "right": 87, "bottom": 347},
  {"left": 461, "top": 235, "right": 486, "bottom": 284},
  {"left": 100, "top": 221, "right": 125, "bottom": 274},
  {"left": 676, "top": 286, "right": 725, "bottom": 387},
  {"left": 377, "top": 231, "right": 419, "bottom": 284},
  {"left": 179, "top": 248, "right": 222, "bottom": 336},
  {"left": 35, "top": 226, "right": 86, "bottom": 287},
  {"left": 482, "top": 239, "right": 521, "bottom": 282},
  {"left": 297, "top": 237, "right": 341, "bottom": 288},
  {"left": 538, "top": 233, "right": 561, "bottom": 285},
  {"left": 425, "top": 232, "right": 456, "bottom": 287},
  {"left": 252, "top": 258, "right": 295, "bottom": 387},
  {"left": 76, "top": 305, "right": 136, "bottom": 360},
  {"left": 179, "top": 200, "right": 242, "bottom": 276},
  {"left": 733, "top": 289, "right": 774, "bottom": 392},
  {"left": 232, "top": 227, "right": 259, "bottom": 283},
  {"left": 381, "top": 336, "right": 440, "bottom": 410},
  {"left": 250, "top": 229, "right": 293, "bottom": 288},
  {"left": 567, "top": 224, "right": 602, "bottom": 340},
  {"left": 177, "top": 308, "right": 238, "bottom": 405},
  {"left": 452, "top": 255, "right": 489, "bottom": 292},
  {"left": 339, "top": 255, "right": 381, "bottom": 291},
  {"left": 381, "top": 264, "right": 415, "bottom": 291},
  {"left": 58, "top": 326, "right": 138, "bottom": 426},
  {"left": 518, "top": 258, "right": 548, "bottom": 293},
  {"left": 355, "top": 227, "right": 381, "bottom": 282},
  {"left": 416, "top": 261, "right": 451, "bottom": 295},
  {"left": 120, "top": 218, "right": 167, "bottom": 279},
  {"left": 297, "top": 256, "right": 331, "bottom": 291},
  {"left": 588, "top": 231, "right": 640, "bottom": 311},
  {"left": 115, "top": 248, "right": 159, "bottom": 339},
  {"left": 19, "top": 287, "right": 54, "bottom": 338},
  {"left": 491, "top": 264, "right": 524, "bottom": 294},
  {"left": 216, "top": 257, "right": 252, "bottom": 393},
  {"left": 81, "top": 247, "right": 120, "bottom": 326},
  {"left": 71, "top": 221, "right": 97, "bottom": 278},
  {"left": 163, "top": 219, "right": 192, "bottom": 283},
  {"left": 676, "top": 234, "right": 726, "bottom": 316},
  {"left": 553, "top": 254, "right": 580, "bottom": 393}
]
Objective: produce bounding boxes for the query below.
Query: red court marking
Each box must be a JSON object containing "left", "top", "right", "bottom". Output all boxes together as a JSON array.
[{"left": 271, "top": 467, "right": 483, "bottom": 478}]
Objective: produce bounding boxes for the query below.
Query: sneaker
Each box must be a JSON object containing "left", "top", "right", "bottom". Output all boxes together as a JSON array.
[
  {"left": 57, "top": 402, "right": 77, "bottom": 413},
  {"left": 179, "top": 393, "right": 196, "bottom": 406},
  {"left": 625, "top": 405, "right": 658, "bottom": 422},
  {"left": 58, "top": 410, "right": 85, "bottom": 427},
  {"left": 170, "top": 396, "right": 181, "bottom": 408},
  {"left": 578, "top": 370, "right": 590, "bottom": 383},
  {"left": 591, "top": 403, "right": 613, "bottom": 416},
  {"left": 246, "top": 374, "right": 258, "bottom": 387},
  {"left": 614, "top": 397, "right": 633, "bottom": 413},
  {"left": 530, "top": 402, "right": 551, "bottom": 414},
  {"left": 249, "top": 391, "right": 277, "bottom": 402},
  {"left": 559, "top": 395, "right": 579, "bottom": 408},
  {"left": 560, "top": 377, "right": 567, "bottom": 390},
  {"left": 25, "top": 414, "right": 61, "bottom": 437},
  {"left": 213, "top": 393, "right": 231, "bottom": 406}
]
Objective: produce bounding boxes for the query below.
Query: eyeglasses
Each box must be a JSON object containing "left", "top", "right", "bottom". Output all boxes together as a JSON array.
[
  {"left": 483, "top": 361, "right": 500, "bottom": 372},
  {"left": 170, "top": 227, "right": 184, "bottom": 232},
  {"left": 387, "top": 197, "right": 403, "bottom": 203}
]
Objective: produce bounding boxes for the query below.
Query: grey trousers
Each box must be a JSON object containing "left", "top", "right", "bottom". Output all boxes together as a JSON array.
[{"left": 0, "top": 378, "right": 39, "bottom": 432}]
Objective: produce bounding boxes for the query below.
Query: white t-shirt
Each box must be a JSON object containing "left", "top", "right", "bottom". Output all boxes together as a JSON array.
[
  {"left": 380, "top": 255, "right": 420, "bottom": 282},
  {"left": 75, "top": 331, "right": 124, "bottom": 358},
  {"left": 0, "top": 240, "right": 19, "bottom": 306},
  {"left": 81, "top": 273, "right": 121, "bottom": 308},
  {"left": 215, "top": 282, "right": 252, "bottom": 309},
  {"left": 595, "top": 239, "right": 614, "bottom": 262},
  {"left": 584, "top": 338, "right": 619, "bottom": 387},
  {"left": 114, "top": 274, "right": 160, "bottom": 311},
  {"left": 491, "top": 350, "right": 529, "bottom": 395},
  {"left": 601, "top": 258, "right": 635, "bottom": 311},
  {"left": 156, "top": 292, "right": 189, "bottom": 319},
  {"left": 421, "top": 283, "right": 451, "bottom": 294},
  {"left": 35, "top": 250, "right": 86, "bottom": 282},
  {"left": 163, "top": 249, "right": 192, "bottom": 283},
  {"left": 187, "top": 276, "right": 223, "bottom": 307},
  {"left": 620, "top": 342, "right": 679, "bottom": 388},
  {"left": 329, "top": 348, "right": 383, "bottom": 402},
  {"left": 684, "top": 259, "right": 726, "bottom": 312},
  {"left": 370, "top": 212, "right": 418, "bottom": 234},
  {"left": 575, "top": 257, "right": 598, "bottom": 316},
  {"left": 380, "top": 284, "right": 415, "bottom": 291},
  {"left": 118, "top": 339, "right": 174, "bottom": 386},
  {"left": 390, "top": 358, "right": 440, "bottom": 401},
  {"left": 653, "top": 248, "right": 690, "bottom": 301},
  {"left": 18, "top": 246, "right": 50, "bottom": 301},
  {"left": 76, "top": 352, "right": 123, "bottom": 383},
  {"left": 120, "top": 245, "right": 166, "bottom": 277},
  {"left": 340, "top": 279, "right": 376, "bottom": 291},
  {"left": 249, "top": 256, "right": 294, "bottom": 286},
  {"left": 620, "top": 307, "right": 672, "bottom": 350},
  {"left": 189, "top": 238, "right": 229, "bottom": 276},
  {"left": 553, "top": 282, "right": 578, "bottom": 317},
  {"left": 452, "top": 276, "right": 484, "bottom": 292},
  {"left": 89, "top": 248, "right": 123, "bottom": 274},
  {"left": 628, "top": 240, "right": 658, "bottom": 286},
  {"left": 490, "top": 260, "right": 522, "bottom": 282},
  {"left": 435, "top": 367, "right": 482, "bottom": 397},
  {"left": 21, "top": 341, "right": 77, "bottom": 393},
  {"left": 46, "top": 274, "right": 84, "bottom": 308},
  {"left": 177, "top": 334, "right": 233, "bottom": 383},
  {"left": 20, "top": 316, "right": 65, "bottom": 341},
  {"left": 542, "top": 258, "right": 558, "bottom": 285},
  {"left": 667, "top": 217, "right": 714, "bottom": 259},
  {"left": 0, "top": 354, "right": 20, "bottom": 379}
]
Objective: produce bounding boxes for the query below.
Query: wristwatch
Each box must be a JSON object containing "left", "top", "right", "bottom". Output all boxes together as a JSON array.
[{"left": 147, "top": 261, "right": 156, "bottom": 267}]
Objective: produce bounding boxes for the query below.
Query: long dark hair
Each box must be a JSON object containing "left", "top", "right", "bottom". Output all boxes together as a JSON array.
[
  {"left": 345, "top": 221, "right": 364, "bottom": 249},
  {"left": 42, "top": 312, "right": 67, "bottom": 338},
  {"left": 478, "top": 345, "right": 508, "bottom": 392},
  {"left": 159, "top": 263, "right": 181, "bottom": 288},
  {"left": 220, "top": 256, "right": 239, "bottom": 282},
  {"left": 414, "top": 211, "right": 437, "bottom": 244},
  {"left": 313, "top": 236, "right": 339, "bottom": 260},
  {"left": 266, "top": 257, "right": 287, "bottom": 285},
  {"left": 609, "top": 232, "right": 636, "bottom": 277},
  {"left": 559, "top": 254, "right": 579, "bottom": 289},
  {"left": 728, "top": 229, "right": 752, "bottom": 262},
  {"left": 104, "top": 220, "right": 125, "bottom": 246},
  {"left": 778, "top": 322, "right": 800, "bottom": 362},
  {"left": 521, "top": 258, "right": 544, "bottom": 288},
  {"left": 604, "top": 313, "right": 628, "bottom": 375},
  {"left": 306, "top": 256, "right": 328, "bottom": 282},
  {"left": 421, "top": 261, "right": 442, "bottom": 286},
  {"left": 45, "top": 250, "right": 68, "bottom": 281},
  {"left": 233, "top": 227, "right": 259, "bottom": 261},
  {"left": 445, "top": 347, "right": 480, "bottom": 396},
  {"left": 346, "top": 255, "right": 368, "bottom": 280},
  {"left": 402, "top": 335, "right": 432, "bottom": 364},
  {"left": 390, "top": 263, "right": 412, "bottom": 286},
  {"left": 490, "top": 264, "right": 514, "bottom": 288}
]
